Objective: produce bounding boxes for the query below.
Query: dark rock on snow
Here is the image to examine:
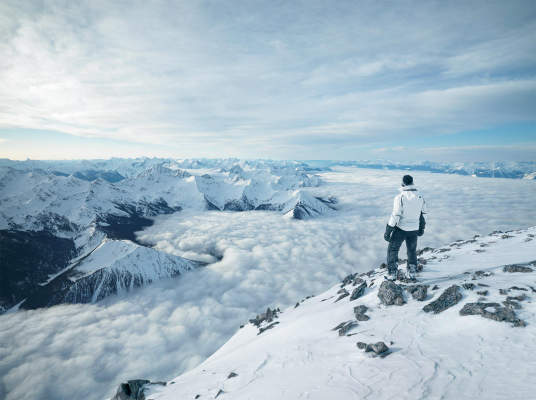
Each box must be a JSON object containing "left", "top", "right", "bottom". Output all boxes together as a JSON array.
[
  {"left": 334, "top": 290, "right": 350, "bottom": 302},
  {"left": 350, "top": 282, "right": 367, "bottom": 301},
  {"left": 406, "top": 285, "right": 429, "bottom": 301},
  {"left": 462, "top": 283, "right": 475, "bottom": 290},
  {"left": 510, "top": 286, "right": 528, "bottom": 291},
  {"left": 477, "top": 290, "right": 489, "bottom": 296},
  {"left": 111, "top": 379, "right": 166, "bottom": 400},
  {"left": 378, "top": 281, "right": 405, "bottom": 306},
  {"left": 354, "top": 305, "right": 370, "bottom": 321},
  {"left": 503, "top": 264, "right": 533, "bottom": 273},
  {"left": 339, "top": 321, "right": 358, "bottom": 336},
  {"left": 228, "top": 372, "right": 238, "bottom": 379},
  {"left": 460, "top": 302, "right": 525, "bottom": 327},
  {"left": 258, "top": 322, "right": 279, "bottom": 335},
  {"left": 502, "top": 300, "right": 522, "bottom": 310},
  {"left": 358, "top": 341, "right": 390, "bottom": 357},
  {"left": 423, "top": 285, "right": 462, "bottom": 314},
  {"left": 507, "top": 293, "right": 526, "bottom": 302}
]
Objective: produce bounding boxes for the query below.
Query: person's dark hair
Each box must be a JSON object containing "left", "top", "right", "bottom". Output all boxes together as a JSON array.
[{"left": 402, "top": 175, "right": 413, "bottom": 186}]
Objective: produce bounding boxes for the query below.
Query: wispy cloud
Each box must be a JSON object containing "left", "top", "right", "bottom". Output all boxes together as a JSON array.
[
  {"left": 371, "top": 142, "right": 536, "bottom": 161},
  {"left": 0, "top": 1, "right": 534, "bottom": 158}
]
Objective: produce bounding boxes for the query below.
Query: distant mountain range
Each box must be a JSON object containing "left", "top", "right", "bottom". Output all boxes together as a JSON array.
[
  {"left": 1, "top": 158, "right": 534, "bottom": 181},
  {"left": 0, "top": 158, "right": 333, "bottom": 314},
  {"left": 320, "top": 159, "right": 536, "bottom": 179}
]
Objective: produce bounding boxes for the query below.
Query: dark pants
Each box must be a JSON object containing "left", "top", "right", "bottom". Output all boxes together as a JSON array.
[{"left": 387, "top": 227, "right": 418, "bottom": 275}]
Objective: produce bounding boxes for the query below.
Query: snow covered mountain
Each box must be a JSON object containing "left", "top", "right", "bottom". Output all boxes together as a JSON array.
[
  {"left": 328, "top": 160, "right": 536, "bottom": 179},
  {"left": 0, "top": 159, "right": 332, "bottom": 314},
  {"left": 112, "top": 227, "right": 536, "bottom": 400}
]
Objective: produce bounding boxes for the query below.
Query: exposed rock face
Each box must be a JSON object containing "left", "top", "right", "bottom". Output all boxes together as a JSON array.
[
  {"left": 358, "top": 341, "right": 390, "bottom": 357},
  {"left": 111, "top": 379, "right": 166, "bottom": 400},
  {"left": 334, "top": 289, "right": 350, "bottom": 302},
  {"left": 341, "top": 273, "right": 358, "bottom": 287},
  {"left": 462, "top": 283, "right": 475, "bottom": 290},
  {"left": 507, "top": 294, "right": 526, "bottom": 301},
  {"left": 353, "top": 277, "right": 364, "bottom": 286},
  {"left": 502, "top": 300, "right": 522, "bottom": 310},
  {"left": 249, "top": 308, "right": 279, "bottom": 328},
  {"left": 228, "top": 372, "right": 238, "bottom": 379},
  {"left": 460, "top": 302, "right": 525, "bottom": 327},
  {"left": 350, "top": 282, "right": 367, "bottom": 301},
  {"left": 472, "top": 270, "right": 494, "bottom": 280},
  {"left": 369, "top": 342, "right": 389, "bottom": 354},
  {"left": 503, "top": 263, "right": 533, "bottom": 273},
  {"left": 258, "top": 322, "right": 280, "bottom": 335},
  {"left": 338, "top": 321, "right": 358, "bottom": 336},
  {"left": 423, "top": 285, "right": 462, "bottom": 314},
  {"left": 477, "top": 290, "right": 489, "bottom": 296},
  {"left": 354, "top": 305, "right": 370, "bottom": 321},
  {"left": 378, "top": 281, "right": 405, "bottom": 306},
  {"left": 406, "top": 285, "right": 429, "bottom": 301},
  {"left": 510, "top": 286, "right": 527, "bottom": 291}
]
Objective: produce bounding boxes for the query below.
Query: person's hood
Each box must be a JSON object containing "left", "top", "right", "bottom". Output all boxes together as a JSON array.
[{"left": 399, "top": 185, "right": 418, "bottom": 193}]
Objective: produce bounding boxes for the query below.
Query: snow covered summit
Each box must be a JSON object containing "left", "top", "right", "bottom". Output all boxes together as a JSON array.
[{"left": 114, "top": 227, "right": 536, "bottom": 400}]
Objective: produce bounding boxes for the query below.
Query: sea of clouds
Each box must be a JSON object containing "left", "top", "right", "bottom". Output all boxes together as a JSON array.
[{"left": 1, "top": 168, "right": 535, "bottom": 400}]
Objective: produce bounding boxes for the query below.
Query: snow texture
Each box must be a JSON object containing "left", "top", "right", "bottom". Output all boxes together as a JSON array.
[{"left": 139, "top": 227, "right": 536, "bottom": 400}]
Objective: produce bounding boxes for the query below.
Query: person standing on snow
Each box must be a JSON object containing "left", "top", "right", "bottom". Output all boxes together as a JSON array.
[{"left": 383, "top": 175, "right": 427, "bottom": 281}]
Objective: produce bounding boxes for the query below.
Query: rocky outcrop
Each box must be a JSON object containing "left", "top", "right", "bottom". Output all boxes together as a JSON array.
[
  {"left": 249, "top": 307, "right": 279, "bottom": 327},
  {"left": 258, "top": 322, "right": 280, "bottom": 335},
  {"left": 333, "top": 321, "right": 358, "bottom": 336},
  {"left": 111, "top": 379, "right": 166, "bottom": 400},
  {"left": 502, "top": 299, "right": 522, "bottom": 310},
  {"left": 507, "top": 293, "right": 526, "bottom": 301},
  {"left": 350, "top": 282, "right": 367, "bottom": 301},
  {"left": 503, "top": 263, "right": 533, "bottom": 273},
  {"left": 378, "top": 281, "right": 405, "bottom": 306},
  {"left": 462, "top": 283, "right": 475, "bottom": 290},
  {"left": 357, "top": 341, "right": 391, "bottom": 357},
  {"left": 460, "top": 302, "right": 525, "bottom": 327},
  {"left": 406, "top": 285, "right": 428, "bottom": 301},
  {"left": 334, "top": 289, "right": 350, "bottom": 302},
  {"left": 423, "top": 285, "right": 461, "bottom": 314},
  {"left": 354, "top": 305, "right": 370, "bottom": 321}
]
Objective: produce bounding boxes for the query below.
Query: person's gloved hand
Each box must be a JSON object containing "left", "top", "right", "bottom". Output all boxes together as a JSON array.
[
  {"left": 418, "top": 212, "right": 425, "bottom": 237},
  {"left": 384, "top": 224, "right": 395, "bottom": 242}
]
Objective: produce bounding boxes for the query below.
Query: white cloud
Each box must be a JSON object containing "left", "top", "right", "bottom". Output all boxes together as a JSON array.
[
  {"left": 0, "top": 1, "right": 534, "bottom": 159},
  {"left": 371, "top": 143, "right": 536, "bottom": 161},
  {"left": 0, "top": 168, "right": 535, "bottom": 400}
]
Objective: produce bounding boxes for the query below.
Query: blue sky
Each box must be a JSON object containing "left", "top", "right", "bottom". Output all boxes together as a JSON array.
[{"left": 0, "top": 0, "right": 535, "bottom": 161}]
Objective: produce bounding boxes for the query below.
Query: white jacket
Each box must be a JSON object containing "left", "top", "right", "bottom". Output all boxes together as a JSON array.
[{"left": 388, "top": 185, "right": 427, "bottom": 231}]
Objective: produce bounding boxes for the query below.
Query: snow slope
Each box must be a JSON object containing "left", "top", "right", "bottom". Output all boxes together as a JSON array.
[{"left": 132, "top": 227, "right": 536, "bottom": 400}]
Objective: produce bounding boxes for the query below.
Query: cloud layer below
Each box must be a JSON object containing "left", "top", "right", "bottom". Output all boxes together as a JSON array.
[{"left": 1, "top": 168, "right": 535, "bottom": 400}]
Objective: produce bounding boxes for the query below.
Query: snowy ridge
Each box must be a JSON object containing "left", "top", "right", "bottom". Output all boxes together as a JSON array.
[
  {"left": 0, "top": 159, "right": 331, "bottom": 314},
  {"left": 0, "top": 159, "right": 329, "bottom": 232},
  {"left": 125, "top": 227, "right": 536, "bottom": 400}
]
